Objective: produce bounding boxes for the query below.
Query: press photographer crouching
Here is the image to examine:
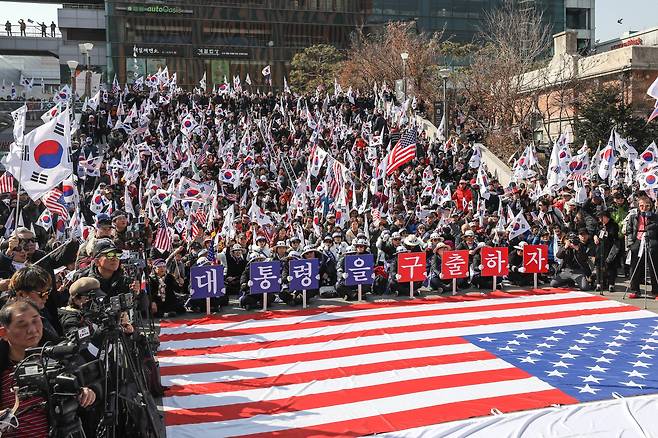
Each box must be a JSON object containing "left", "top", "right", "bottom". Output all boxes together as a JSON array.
[{"left": 0, "top": 299, "right": 98, "bottom": 438}]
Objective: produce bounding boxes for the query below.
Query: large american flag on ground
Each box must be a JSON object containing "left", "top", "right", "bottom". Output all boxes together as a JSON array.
[{"left": 157, "top": 290, "right": 658, "bottom": 437}]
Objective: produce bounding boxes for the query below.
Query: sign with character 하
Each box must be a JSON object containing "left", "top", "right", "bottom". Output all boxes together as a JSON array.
[{"left": 189, "top": 266, "right": 225, "bottom": 298}]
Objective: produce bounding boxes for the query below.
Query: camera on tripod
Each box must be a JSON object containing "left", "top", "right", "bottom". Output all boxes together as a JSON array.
[
  {"left": 83, "top": 291, "right": 134, "bottom": 328},
  {"left": 13, "top": 328, "right": 102, "bottom": 437}
]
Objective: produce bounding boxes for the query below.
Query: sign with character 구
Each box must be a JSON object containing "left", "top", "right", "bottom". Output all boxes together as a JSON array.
[{"left": 397, "top": 252, "right": 427, "bottom": 282}]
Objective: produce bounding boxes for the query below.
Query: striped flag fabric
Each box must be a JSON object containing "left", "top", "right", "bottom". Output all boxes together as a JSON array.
[
  {"left": 386, "top": 128, "right": 417, "bottom": 176},
  {"left": 0, "top": 172, "right": 14, "bottom": 194},
  {"left": 153, "top": 212, "right": 172, "bottom": 253},
  {"left": 157, "top": 290, "right": 658, "bottom": 437},
  {"left": 42, "top": 188, "right": 69, "bottom": 220}
]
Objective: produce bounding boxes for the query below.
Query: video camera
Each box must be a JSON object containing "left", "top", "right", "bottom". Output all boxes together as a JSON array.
[
  {"left": 14, "top": 327, "right": 102, "bottom": 437},
  {"left": 124, "top": 219, "right": 148, "bottom": 251},
  {"left": 121, "top": 250, "right": 147, "bottom": 279},
  {"left": 83, "top": 291, "right": 134, "bottom": 329}
]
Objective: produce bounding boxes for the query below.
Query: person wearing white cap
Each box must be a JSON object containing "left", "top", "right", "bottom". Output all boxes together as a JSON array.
[
  {"left": 331, "top": 231, "right": 349, "bottom": 258},
  {"left": 238, "top": 252, "right": 276, "bottom": 310},
  {"left": 336, "top": 243, "right": 370, "bottom": 301}
]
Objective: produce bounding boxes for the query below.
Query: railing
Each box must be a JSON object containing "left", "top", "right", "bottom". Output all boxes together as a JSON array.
[{"left": 1, "top": 24, "right": 62, "bottom": 39}]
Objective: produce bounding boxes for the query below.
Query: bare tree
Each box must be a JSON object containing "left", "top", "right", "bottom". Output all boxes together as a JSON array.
[
  {"left": 339, "top": 22, "right": 444, "bottom": 106},
  {"left": 458, "top": 0, "right": 552, "bottom": 158}
]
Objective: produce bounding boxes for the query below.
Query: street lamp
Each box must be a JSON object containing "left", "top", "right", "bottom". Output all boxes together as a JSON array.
[
  {"left": 66, "top": 60, "right": 78, "bottom": 119},
  {"left": 78, "top": 42, "right": 94, "bottom": 98},
  {"left": 400, "top": 52, "right": 409, "bottom": 101},
  {"left": 439, "top": 68, "right": 450, "bottom": 135}
]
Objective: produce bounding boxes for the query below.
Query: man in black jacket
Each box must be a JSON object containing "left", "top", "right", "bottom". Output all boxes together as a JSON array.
[{"left": 72, "top": 239, "right": 133, "bottom": 298}]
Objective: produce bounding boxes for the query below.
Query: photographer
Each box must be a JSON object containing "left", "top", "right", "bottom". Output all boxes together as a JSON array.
[
  {"left": 593, "top": 208, "right": 620, "bottom": 293},
  {"left": 0, "top": 299, "right": 96, "bottom": 438},
  {"left": 626, "top": 195, "right": 658, "bottom": 298},
  {"left": 550, "top": 231, "right": 593, "bottom": 291}
]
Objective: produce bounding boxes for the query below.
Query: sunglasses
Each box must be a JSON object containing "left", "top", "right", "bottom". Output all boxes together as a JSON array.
[
  {"left": 29, "top": 287, "right": 50, "bottom": 298},
  {"left": 101, "top": 252, "right": 121, "bottom": 259},
  {"left": 12, "top": 245, "right": 27, "bottom": 252}
]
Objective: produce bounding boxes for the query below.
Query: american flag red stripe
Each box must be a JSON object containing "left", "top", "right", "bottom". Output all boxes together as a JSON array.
[
  {"left": 42, "top": 188, "right": 69, "bottom": 219},
  {"left": 153, "top": 213, "right": 172, "bottom": 252},
  {"left": 0, "top": 172, "right": 14, "bottom": 194},
  {"left": 386, "top": 128, "right": 417, "bottom": 176},
  {"left": 158, "top": 291, "right": 654, "bottom": 437}
]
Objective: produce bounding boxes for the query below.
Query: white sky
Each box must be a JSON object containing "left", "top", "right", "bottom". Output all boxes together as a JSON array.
[{"left": 0, "top": 1, "right": 655, "bottom": 43}]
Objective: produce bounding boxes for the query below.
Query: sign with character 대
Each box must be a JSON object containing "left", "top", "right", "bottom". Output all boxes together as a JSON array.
[{"left": 189, "top": 266, "right": 225, "bottom": 298}]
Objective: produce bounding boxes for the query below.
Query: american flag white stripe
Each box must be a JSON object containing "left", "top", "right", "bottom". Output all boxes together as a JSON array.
[
  {"left": 0, "top": 172, "right": 14, "bottom": 194},
  {"left": 158, "top": 291, "right": 655, "bottom": 437},
  {"left": 386, "top": 129, "right": 417, "bottom": 175},
  {"left": 159, "top": 295, "right": 631, "bottom": 351},
  {"left": 159, "top": 291, "right": 606, "bottom": 336},
  {"left": 42, "top": 188, "right": 69, "bottom": 219}
]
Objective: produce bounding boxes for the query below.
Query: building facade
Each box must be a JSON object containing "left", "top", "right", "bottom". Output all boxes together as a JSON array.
[
  {"left": 519, "top": 30, "right": 658, "bottom": 148},
  {"left": 0, "top": 0, "right": 596, "bottom": 88}
]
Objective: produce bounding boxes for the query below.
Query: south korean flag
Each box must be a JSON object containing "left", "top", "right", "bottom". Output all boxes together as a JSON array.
[
  {"left": 3, "top": 109, "right": 73, "bottom": 200},
  {"left": 180, "top": 113, "right": 198, "bottom": 137}
]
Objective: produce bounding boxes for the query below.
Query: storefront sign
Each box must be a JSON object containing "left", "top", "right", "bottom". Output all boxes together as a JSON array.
[
  {"left": 133, "top": 45, "right": 180, "bottom": 57},
  {"left": 195, "top": 47, "right": 250, "bottom": 58},
  {"left": 119, "top": 5, "right": 193, "bottom": 15}
]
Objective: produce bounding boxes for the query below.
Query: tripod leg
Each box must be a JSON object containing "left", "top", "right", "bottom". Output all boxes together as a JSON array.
[{"left": 117, "top": 334, "right": 163, "bottom": 437}]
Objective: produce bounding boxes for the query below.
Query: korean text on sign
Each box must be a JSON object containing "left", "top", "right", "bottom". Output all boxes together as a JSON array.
[
  {"left": 345, "top": 254, "right": 374, "bottom": 286},
  {"left": 523, "top": 244, "right": 549, "bottom": 274},
  {"left": 441, "top": 250, "right": 469, "bottom": 279},
  {"left": 397, "top": 252, "right": 426, "bottom": 282},
  {"left": 250, "top": 261, "right": 281, "bottom": 294},
  {"left": 289, "top": 258, "right": 319, "bottom": 291},
  {"left": 190, "top": 266, "right": 225, "bottom": 298},
  {"left": 481, "top": 247, "right": 509, "bottom": 277}
]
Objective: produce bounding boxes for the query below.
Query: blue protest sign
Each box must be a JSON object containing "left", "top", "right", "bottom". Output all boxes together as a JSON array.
[
  {"left": 289, "top": 258, "right": 319, "bottom": 291},
  {"left": 250, "top": 261, "right": 281, "bottom": 294},
  {"left": 189, "top": 266, "right": 225, "bottom": 298},
  {"left": 345, "top": 254, "right": 374, "bottom": 286}
]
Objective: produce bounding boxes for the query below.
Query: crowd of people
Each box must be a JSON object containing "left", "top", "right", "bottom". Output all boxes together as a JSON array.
[{"left": 0, "top": 74, "right": 655, "bottom": 435}]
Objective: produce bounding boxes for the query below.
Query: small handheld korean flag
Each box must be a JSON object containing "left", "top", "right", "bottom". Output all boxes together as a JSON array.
[
  {"left": 597, "top": 130, "right": 616, "bottom": 180},
  {"left": 261, "top": 65, "right": 271, "bottom": 86},
  {"left": 180, "top": 113, "right": 198, "bottom": 136},
  {"left": 507, "top": 211, "right": 531, "bottom": 240}
]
